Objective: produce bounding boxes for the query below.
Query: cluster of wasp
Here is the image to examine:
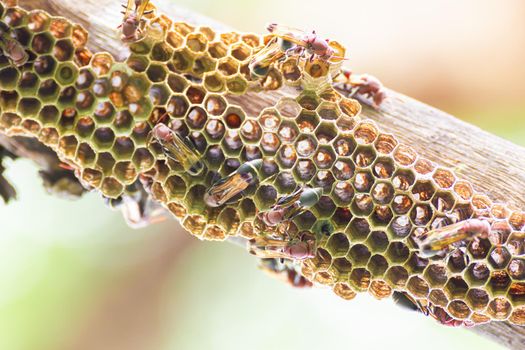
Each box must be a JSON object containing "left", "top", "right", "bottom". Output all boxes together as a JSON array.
[{"left": 0, "top": 0, "right": 524, "bottom": 327}]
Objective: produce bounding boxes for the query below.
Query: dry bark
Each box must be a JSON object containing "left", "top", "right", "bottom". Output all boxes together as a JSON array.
[{"left": 2, "top": 0, "right": 523, "bottom": 348}]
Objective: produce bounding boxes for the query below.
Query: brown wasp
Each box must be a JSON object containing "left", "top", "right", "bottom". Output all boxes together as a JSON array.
[
  {"left": 415, "top": 218, "right": 491, "bottom": 258},
  {"left": 248, "top": 232, "right": 316, "bottom": 261},
  {"left": 266, "top": 23, "right": 344, "bottom": 62},
  {"left": 335, "top": 68, "right": 387, "bottom": 108},
  {"left": 119, "top": 0, "right": 153, "bottom": 42},
  {"left": 0, "top": 22, "right": 28, "bottom": 66}
]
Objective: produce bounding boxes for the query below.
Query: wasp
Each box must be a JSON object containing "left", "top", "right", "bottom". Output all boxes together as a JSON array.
[
  {"left": 204, "top": 159, "right": 262, "bottom": 207},
  {"left": 335, "top": 68, "right": 387, "bottom": 108},
  {"left": 258, "top": 186, "right": 323, "bottom": 227},
  {"left": 0, "top": 22, "right": 28, "bottom": 66},
  {"left": 415, "top": 218, "right": 491, "bottom": 258},
  {"left": 119, "top": 0, "right": 153, "bottom": 42},
  {"left": 266, "top": 23, "right": 344, "bottom": 62},
  {"left": 248, "top": 232, "right": 316, "bottom": 261},
  {"left": 248, "top": 37, "right": 287, "bottom": 79},
  {"left": 259, "top": 258, "right": 313, "bottom": 288},
  {"left": 148, "top": 123, "right": 205, "bottom": 176}
]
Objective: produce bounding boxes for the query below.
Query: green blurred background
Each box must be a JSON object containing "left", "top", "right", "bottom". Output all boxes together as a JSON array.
[{"left": 1, "top": 0, "right": 524, "bottom": 349}]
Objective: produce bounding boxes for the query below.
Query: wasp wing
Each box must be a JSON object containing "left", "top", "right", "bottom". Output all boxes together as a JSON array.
[{"left": 136, "top": 0, "right": 152, "bottom": 19}]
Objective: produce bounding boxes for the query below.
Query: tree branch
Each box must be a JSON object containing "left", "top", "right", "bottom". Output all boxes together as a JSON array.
[{"left": 5, "top": 0, "right": 525, "bottom": 348}]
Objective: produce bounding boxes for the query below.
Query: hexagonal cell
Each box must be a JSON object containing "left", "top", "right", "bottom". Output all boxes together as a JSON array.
[
  {"left": 226, "top": 75, "right": 248, "bottom": 94},
  {"left": 333, "top": 283, "right": 357, "bottom": 300},
  {"left": 349, "top": 268, "right": 371, "bottom": 291},
  {"left": 92, "top": 127, "right": 116, "bottom": 151},
  {"left": 333, "top": 181, "right": 354, "bottom": 206},
  {"left": 331, "top": 257, "right": 353, "bottom": 277},
  {"left": 75, "top": 91, "right": 94, "bottom": 113},
  {"left": 410, "top": 204, "right": 433, "bottom": 226},
  {"left": 350, "top": 193, "right": 373, "bottom": 216},
  {"left": 34, "top": 55, "right": 57, "bottom": 78},
  {"left": 294, "top": 135, "right": 317, "bottom": 159},
  {"left": 230, "top": 42, "right": 251, "bottom": 61},
  {"left": 217, "top": 56, "right": 239, "bottom": 76},
  {"left": 281, "top": 57, "right": 301, "bottom": 83},
  {"left": 508, "top": 232, "right": 525, "bottom": 256},
  {"left": 113, "top": 161, "right": 137, "bottom": 184},
  {"left": 509, "top": 283, "right": 525, "bottom": 305},
  {"left": 172, "top": 49, "right": 194, "bottom": 72},
  {"left": 390, "top": 196, "right": 412, "bottom": 216},
  {"left": 432, "top": 168, "right": 456, "bottom": 189},
  {"left": 332, "top": 159, "right": 354, "bottom": 181},
  {"left": 452, "top": 181, "right": 473, "bottom": 201},
  {"left": 467, "top": 238, "right": 492, "bottom": 259},
  {"left": 392, "top": 169, "right": 415, "bottom": 191},
  {"left": 405, "top": 253, "right": 429, "bottom": 274},
  {"left": 353, "top": 170, "right": 374, "bottom": 193},
  {"left": 385, "top": 241, "right": 409, "bottom": 264},
  {"left": 75, "top": 142, "right": 96, "bottom": 167},
  {"left": 508, "top": 258, "right": 525, "bottom": 280},
  {"left": 464, "top": 288, "right": 490, "bottom": 311},
  {"left": 74, "top": 116, "right": 95, "bottom": 139},
  {"left": 488, "top": 246, "right": 511, "bottom": 269},
  {"left": 90, "top": 52, "right": 113, "bottom": 76},
  {"left": 487, "top": 298, "right": 512, "bottom": 320},
  {"left": 312, "top": 170, "right": 335, "bottom": 192},
  {"left": 369, "top": 280, "right": 392, "bottom": 299},
  {"left": 447, "top": 300, "right": 471, "bottom": 320},
  {"left": 310, "top": 247, "right": 332, "bottom": 271},
  {"left": 365, "top": 230, "right": 388, "bottom": 253},
  {"left": 278, "top": 121, "right": 298, "bottom": 144},
  {"left": 372, "top": 157, "right": 395, "bottom": 179},
  {"left": 444, "top": 276, "right": 469, "bottom": 300},
  {"left": 374, "top": 134, "right": 398, "bottom": 155},
  {"left": 55, "top": 63, "right": 79, "bottom": 86},
  {"left": 58, "top": 107, "right": 77, "bottom": 131},
  {"left": 367, "top": 254, "right": 388, "bottom": 276},
  {"left": 509, "top": 211, "right": 525, "bottom": 231},
  {"left": 353, "top": 146, "right": 376, "bottom": 168},
  {"left": 354, "top": 122, "right": 378, "bottom": 145},
  {"left": 465, "top": 262, "right": 490, "bottom": 286},
  {"left": 145, "top": 63, "right": 168, "bottom": 83},
  {"left": 510, "top": 306, "right": 525, "bottom": 325},
  {"left": 423, "top": 264, "right": 448, "bottom": 288},
  {"left": 411, "top": 180, "right": 436, "bottom": 201},
  {"left": 338, "top": 97, "right": 361, "bottom": 117},
  {"left": 313, "top": 146, "right": 335, "bottom": 169},
  {"left": 428, "top": 289, "right": 448, "bottom": 307},
  {"left": 385, "top": 266, "right": 408, "bottom": 288},
  {"left": 331, "top": 207, "right": 352, "bottom": 231},
  {"left": 163, "top": 175, "right": 187, "bottom": 201},
  {"left": 488, "top": 271, "right": 512, "bottom": 294},
  {"left": 112, "top": 136, "right": 135, "bottom": 159},
  {"left": 81, "top": 168, "right": 103, "bottom": 188},
  {"left": 344, "top": 218, "right": 369, "bottom": 242},
  {"left": 371, "top": 182, "right": 394, "bottom": 205},
  {"left": 53, "top": 39, "right": 74, "bottom": 61},
  {"left": 167, "top": 95, "right": 189, "bottom": 118},
  {"left": 184, "top": 106, "right": 207, "bottom": 130},
  {"left": 37, "top": 105, "right": 59, "bottom": 125},
  {"left": 431, "top": 191, "right": 456, "bottom": 213},
  {"left": 406, "top": 276, "right": 429, "bottom": 298},
  {"left": 57, "top": 135, "right": 78, "bottom": 158},
  {"left": 17, "top": 98, "right": 41, "bottom": 118},
  {"left": 296, "top": 111, "right": 320, "bottom": 133},
  {"left": 260, "top": 132, "right": 280, "bottom": 154},
  {"left": 31, "top": 32, "right": 54, "bottom": 55},
  {"left": 293, "top": 159, "right": 315, "bottom": 181},
  {"left": 393, "top": 144, "right": 417, "bottom": 166},
  {"left": 28, "top": 10, "right": 50, "bottom": 32},
  {"left": 182, "top": 214, "right": 206, "bottom": 236},
  {"left": 0, "top": 67, "right": 19, "bottom": 90},
  {"left": 325, "top": 233, "right": 350, "bottom": 257},
  {"left": 17, "top": 71, "right": 40, "bottom": 95},
  {"left": 334, "top": 135, "right": 356, "bottom": 157},
  {"left": 273, "top": 171, "right": 297, "bottom": 194},
  {"left": 371, "top": 205, "right": 393, "bottom": 227}
]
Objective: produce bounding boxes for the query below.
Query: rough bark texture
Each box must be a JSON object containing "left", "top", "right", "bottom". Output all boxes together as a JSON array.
[{"left": 4, "top": 0, "right": 524, "bottom": 348}]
